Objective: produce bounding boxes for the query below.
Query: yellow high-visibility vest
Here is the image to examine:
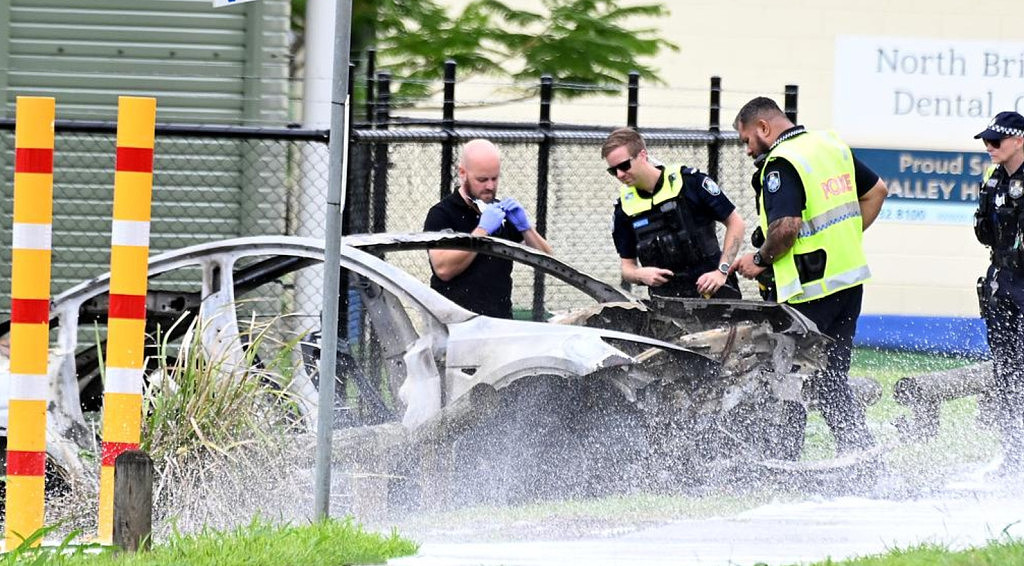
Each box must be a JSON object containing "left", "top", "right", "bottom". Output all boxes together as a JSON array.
[
  {"left": 759, "top": 131, "right": 870, "bottom": 303},
  {"left": 619, "top": 167, "right": 685, "bottom": 215}
]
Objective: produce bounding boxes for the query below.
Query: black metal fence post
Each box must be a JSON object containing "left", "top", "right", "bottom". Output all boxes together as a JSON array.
[
  {"left": 785, "top": 84, "right": 799, "bottom": 123},
  {"left": 372, "top": 71, "right": 391, "bottom": 233},
  {"left": 349, "top": 51, "right": 375, "bottom": 235},
  {"left": 344, "top": 63, "right": 357, "bottom": 236},
  {"left": 365, "top": 48, "right": 376, "bottom": 124},
  {"left": 627, "top": 71, "right": 639, "bottom": 129},
  {"left": 440, "top": 60, "right": 457, "bottom": 200},
  {"left": 532, "top": 75, "right": 553, "bottom": 321},
  {"left": 708, "top": 76, "right": 722, "bottom": 181}
]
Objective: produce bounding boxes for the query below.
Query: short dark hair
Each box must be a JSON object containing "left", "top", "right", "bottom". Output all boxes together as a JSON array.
[
  {"left": 733, "top": 97, "right": 784, "bottom": 130},
  {"left": 601, "top": 127, "right": 645, "bottom": 159}
]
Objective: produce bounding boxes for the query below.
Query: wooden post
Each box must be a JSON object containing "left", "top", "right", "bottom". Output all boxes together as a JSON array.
[{"left": 113, "top": 450, "right": 153, "bottom": 552}]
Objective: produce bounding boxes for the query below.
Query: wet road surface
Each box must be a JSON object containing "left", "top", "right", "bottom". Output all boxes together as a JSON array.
[{"left": 388, "top": 466, "right": 1024, "bottom": 566}]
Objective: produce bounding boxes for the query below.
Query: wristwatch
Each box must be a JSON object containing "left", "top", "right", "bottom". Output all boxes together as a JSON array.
[
  {"left": 717, "top": 262, "right": 730, "bottom": 275},
  {"left": 752, "top": 250, "right": 768, "bottom": 267}
]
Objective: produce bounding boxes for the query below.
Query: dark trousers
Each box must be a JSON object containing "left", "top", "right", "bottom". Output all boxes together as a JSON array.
[
  {"left": 985, "top": 295, "right": 1024, "bottom": 468},
  {"left": 790, "top": 284, "right": 875, "bottom": 453}
]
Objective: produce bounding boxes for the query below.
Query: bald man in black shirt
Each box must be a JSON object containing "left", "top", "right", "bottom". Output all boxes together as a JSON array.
[{"left": 424, "top": 139, "right": 552, "bottom": 318}]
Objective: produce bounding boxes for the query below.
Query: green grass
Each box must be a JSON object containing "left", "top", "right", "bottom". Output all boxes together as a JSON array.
[
  {"left": 794, "top": 539, "right": 1024, "bottom": 565},
  {"left": 801, "top": 348, "right": 998, "bottom": 473},
  {"left": 1, "top": 519, "right": 417, "bottom": 565}
]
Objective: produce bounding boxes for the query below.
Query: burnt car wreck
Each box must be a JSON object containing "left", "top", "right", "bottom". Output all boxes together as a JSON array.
[{"left": 0, "top": 232, "right": 862, "bottom": 506}]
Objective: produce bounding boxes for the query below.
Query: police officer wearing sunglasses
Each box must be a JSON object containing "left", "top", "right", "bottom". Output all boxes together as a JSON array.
[
  {"left": 601, "top": 127, "right": 745, "bottom": 300},
  {"left": 974, "top": 111, "right": 1024, "bottom": 476}
]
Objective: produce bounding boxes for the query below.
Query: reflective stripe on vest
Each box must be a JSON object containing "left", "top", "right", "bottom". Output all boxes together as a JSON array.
[
  {"left": 759, "top": 131, "right": 870, "bottom": 304},
  {"left": 799, "top": 201, "right": 863, "bottom": 238}
]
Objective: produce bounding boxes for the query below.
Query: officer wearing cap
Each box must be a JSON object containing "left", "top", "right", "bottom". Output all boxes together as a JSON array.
[
  {"left": 973, "top": 110, "right": 1024, "bottom": 475},
  {"left": 731, "top": 97, "right": 888, "bottom": 458},
  {"left": 601, "top": 127, "right": 745, "bottom": 299}
]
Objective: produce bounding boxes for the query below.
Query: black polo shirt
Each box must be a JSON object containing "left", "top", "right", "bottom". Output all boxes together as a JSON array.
[{"left": 424, "top": 191, "right": 524, "bottom": 318}]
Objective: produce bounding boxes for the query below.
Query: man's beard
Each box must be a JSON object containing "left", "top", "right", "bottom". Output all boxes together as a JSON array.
[{"left": 465, "top": 179, "right": 495, "bottom": 202}]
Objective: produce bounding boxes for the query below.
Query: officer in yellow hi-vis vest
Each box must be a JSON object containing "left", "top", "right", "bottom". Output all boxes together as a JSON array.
[
  {"left": 601, "top": 127, "right": 746, "bottom": 299},
  {"left": 731, "top": 97, "right": 888, "bottom": 458}
]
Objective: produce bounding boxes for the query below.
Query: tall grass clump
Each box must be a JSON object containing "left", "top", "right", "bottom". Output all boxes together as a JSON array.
[{"left": 140, "top": 311, "right": 321, "bottom": 534}]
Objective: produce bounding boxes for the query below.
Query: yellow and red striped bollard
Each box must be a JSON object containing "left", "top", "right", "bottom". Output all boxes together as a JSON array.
[
  {"left": 4, "top": 96, "right": 56, "bottom": 550},
  {"left": 97, "top": 96, "right": 156, "bottom": 544}
]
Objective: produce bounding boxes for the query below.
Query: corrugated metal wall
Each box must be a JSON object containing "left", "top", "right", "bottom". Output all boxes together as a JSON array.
[
  {"left": 0, "top": 0, "right": 292, "bottom": 299},
  {"left": 1, "top": 0, "right": 289, "bottom": 123}
]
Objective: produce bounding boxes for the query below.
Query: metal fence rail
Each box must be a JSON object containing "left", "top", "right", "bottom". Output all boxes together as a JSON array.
[{"left": 0, "top": 118, "right": 763, "bottom": 320}]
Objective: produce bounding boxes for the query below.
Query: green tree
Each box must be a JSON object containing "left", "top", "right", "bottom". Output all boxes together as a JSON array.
[{"left": 293, "top": 0, "right": 678, "bottom": 105}]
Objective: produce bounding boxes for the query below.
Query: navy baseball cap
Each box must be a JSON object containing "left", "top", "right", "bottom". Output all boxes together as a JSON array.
[{"left": 975, "top": 111, "right": 1024, "bottom": 139}]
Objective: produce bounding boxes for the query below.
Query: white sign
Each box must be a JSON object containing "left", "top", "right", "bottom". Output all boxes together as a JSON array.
[
  {"left": 213, "top": 0, "right": 257, "bottom": 7},
  {"left": 834, "top": 36, "right": 1024, "bottom": 150}
]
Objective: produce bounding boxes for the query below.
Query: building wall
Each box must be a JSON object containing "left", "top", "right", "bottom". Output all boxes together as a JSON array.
[{"left": 0, "top": 0, "right": 292, "bottom": 298}]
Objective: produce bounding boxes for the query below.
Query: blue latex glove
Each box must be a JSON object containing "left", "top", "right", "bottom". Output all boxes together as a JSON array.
[
  {"left": 477, "top": 203, "right": 506, "bottom": 235},
  {"left": 499, "top": 197, "right": 532, "bottom": 232}
]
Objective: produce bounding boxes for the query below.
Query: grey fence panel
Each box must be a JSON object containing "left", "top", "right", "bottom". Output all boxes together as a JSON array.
[{"left": 0, "top": 125, "right": 309, "bottom": 313}]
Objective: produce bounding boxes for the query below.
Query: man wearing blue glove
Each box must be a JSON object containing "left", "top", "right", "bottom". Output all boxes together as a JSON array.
[{"left": 424, "top": 138, "right": 553, "bottom": 318}]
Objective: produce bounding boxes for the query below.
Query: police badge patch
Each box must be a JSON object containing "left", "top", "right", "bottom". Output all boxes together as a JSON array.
[
  {"left": 1011, "top": 179, "right": 1024, "bottom": 199},
  {"left": 702, "top": 177, "right": 721, "bottom": 195},
  {"left": 766, "top": 171, "right": 781, "bottom": 193}
]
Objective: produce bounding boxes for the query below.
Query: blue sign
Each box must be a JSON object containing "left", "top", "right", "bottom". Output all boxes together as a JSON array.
[{"left": 853, "top": 147, "right": 991, "bottom": 225}]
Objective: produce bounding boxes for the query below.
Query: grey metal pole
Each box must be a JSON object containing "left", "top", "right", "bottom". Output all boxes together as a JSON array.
[{"left": 314, "top": 0, "right": 354, "bottom": 520}]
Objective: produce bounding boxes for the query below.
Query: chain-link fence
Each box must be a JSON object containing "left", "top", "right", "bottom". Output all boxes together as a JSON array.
[
  {"left": 0, "top": 119, "right": 761, "bottom": 322},
  {"left": 348, "top": 128, "right": 761, "bottom": 317}
]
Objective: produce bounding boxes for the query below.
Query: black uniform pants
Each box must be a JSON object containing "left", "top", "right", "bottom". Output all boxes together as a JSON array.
[
  {"left": 789, "top": 284, "right": 875, "bottom": 454},
  {"left": 984, "top": 294, "right": 1024, "bottom": 468}
]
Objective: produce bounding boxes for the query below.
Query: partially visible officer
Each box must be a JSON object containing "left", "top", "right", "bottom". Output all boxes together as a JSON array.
[
  {"left": 973, "top": 111, "right": 1024, "bottom": 475},
  {"left": 602, "top": 127, "right": 745, "bottom": 299},
  {"left": 424, "top": 138, "right": 552, "bottom": 319},
  {"left": 731, "top": 97, "right": 888, "bottom": 455}
]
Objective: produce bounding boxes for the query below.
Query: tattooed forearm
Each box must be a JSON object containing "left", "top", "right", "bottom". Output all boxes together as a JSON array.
[
  {"left": 762, "top": 216, "right": 801, "bottom": 262},
  {"left": 722, "top": 233, "right": 742, "bottom": 264}
]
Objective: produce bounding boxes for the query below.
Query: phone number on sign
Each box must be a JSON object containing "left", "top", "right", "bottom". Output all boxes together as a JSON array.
[{"left": 877, "top": 207, "right": 926, "bottom": 222}]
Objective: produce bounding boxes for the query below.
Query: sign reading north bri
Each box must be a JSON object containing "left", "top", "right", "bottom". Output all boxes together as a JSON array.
[{"left": 835, "top": 36, "right": 1024, "bottom": 150}]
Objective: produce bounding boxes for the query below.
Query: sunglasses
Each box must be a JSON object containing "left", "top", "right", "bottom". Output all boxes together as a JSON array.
[
  {"left": 606, "top": 156, "right": 634, "bottom": 176},
  {"left": 983, "top": 137, "right": 1007, "bottom": 149},
  {"left": 984, "top": 137, "right": 1018, "bottom": 149}
]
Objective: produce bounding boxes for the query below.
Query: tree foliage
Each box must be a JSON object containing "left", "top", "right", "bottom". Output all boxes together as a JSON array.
[{"left": 295, "top": 0, "right": 678, "bottom": 105}]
